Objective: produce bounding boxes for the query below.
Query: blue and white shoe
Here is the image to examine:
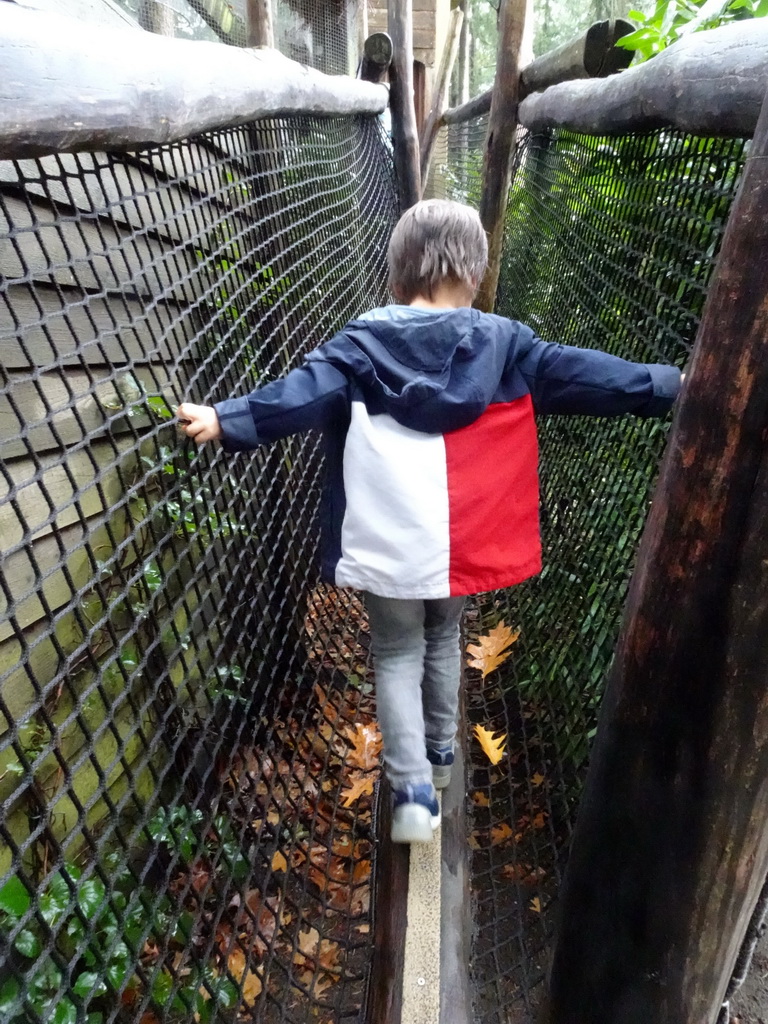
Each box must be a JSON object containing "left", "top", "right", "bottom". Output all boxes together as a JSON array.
[
  {"left": 391, "top": 783, "right": 440, "bottom": 843},
  {"left": 427, "top": 746, "right": 454, "bottom": 790}
]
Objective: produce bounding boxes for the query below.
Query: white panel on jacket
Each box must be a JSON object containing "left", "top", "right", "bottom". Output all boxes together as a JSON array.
[{"left": 335, "top": 403, "right": 451, "bottom": 598}]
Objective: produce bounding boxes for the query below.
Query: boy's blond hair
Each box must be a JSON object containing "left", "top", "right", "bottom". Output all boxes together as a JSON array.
[{"left": 387, "top": 199, "right": 488, "bottom": 303}]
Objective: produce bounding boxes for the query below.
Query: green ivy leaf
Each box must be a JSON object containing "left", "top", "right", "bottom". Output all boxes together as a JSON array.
[
  {"left": 72, "top": 972, "right": 107, "bottom": 998},
  {"left": 14, "top": 928, "right": 42, "bottom": 958},
  {"left": 51, "top": 999, "right": 78, "bottom": 1024},
  {"left": 0, "top": 978, "right": 20, "bottom": 1013},
  {"left": 77, "top": 879, "right": 106, "bottom": 918},
  {"left": 0, "top": 876, "right": 31, "bottom": 917},
  {"left": 40, "top": 873, "right": 72, "bottom": 927}
]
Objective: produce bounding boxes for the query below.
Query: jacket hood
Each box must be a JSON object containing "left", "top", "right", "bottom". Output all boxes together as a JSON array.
[{"left": 317, "top": 305, "right": 513, "bottom": 433}]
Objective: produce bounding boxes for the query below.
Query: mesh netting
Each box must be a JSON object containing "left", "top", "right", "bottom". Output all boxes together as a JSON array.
[
  {"left": 0, "top": 114, "right": 398, "bottom": 1024},
  {"left": 446, "top": 126, "right": 748, "bottom": 1022},
  {"left": 426, "top": 115, "right": 489, "bottom": 206},
  {"left": 273, "top": 0, "right": 354, "bottom": 75},
  {"left": 107, "top": 0, "right": 354, "bottom": 75}
]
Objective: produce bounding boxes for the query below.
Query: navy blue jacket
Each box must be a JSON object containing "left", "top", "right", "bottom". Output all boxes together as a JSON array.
[{"left": 215, "top": 306, "right": 681, "bottom": 598}]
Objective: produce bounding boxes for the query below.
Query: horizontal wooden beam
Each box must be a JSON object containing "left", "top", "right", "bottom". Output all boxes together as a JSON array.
[
  {"left": 0, "top": 4, "right": 389, "bottom": 159},
  {"left": 519, "top": 20, "right": 768, "bottom": 138},
  {"left": 442, "top": 18, "right": 634, "bottom": 125}
]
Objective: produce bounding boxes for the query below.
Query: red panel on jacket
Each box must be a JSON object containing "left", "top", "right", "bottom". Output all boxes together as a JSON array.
[{"left": 445, "top": 396, "right": 542, "bottom": 596}]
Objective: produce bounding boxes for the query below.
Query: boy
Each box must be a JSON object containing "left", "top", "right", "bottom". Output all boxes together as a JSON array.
[{"left": 178, "top": 199, "right": 681, "bottom": 844}]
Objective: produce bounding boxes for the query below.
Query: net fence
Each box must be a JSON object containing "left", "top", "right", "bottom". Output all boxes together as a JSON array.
[
  {"left": 0, "top": 114, "right": 398, "bottom": 1024},
  {"left": 107, "top": 0, "right": 355, "bottom": 75},
  {"left": 426, "top": 121, "right": 749, "bottom": 1022}
]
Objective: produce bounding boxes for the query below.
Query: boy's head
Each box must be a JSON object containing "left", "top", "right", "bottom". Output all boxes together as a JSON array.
[{"left": 387, "top": 199, "right": 488, "bottom": 304}]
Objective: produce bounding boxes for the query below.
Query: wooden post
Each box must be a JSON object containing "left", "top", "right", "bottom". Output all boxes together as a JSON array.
[
  {"left": 457, "top": 1, "right": 471, "bottom": 107},
  {"left": 420, "top": 7, "right": 464, "bottom": 188},
  {"left": 246, "top": 0, "right": 273, "bottom": 47},
  {"left": 388, "top": 0, "right": 421, "bottom": 211},
  {"left": 474, "top": 0, "right": 528, "bottom": 313},
  {"left": 544, "top": 86, "right": 768, "bottom": 1024}
]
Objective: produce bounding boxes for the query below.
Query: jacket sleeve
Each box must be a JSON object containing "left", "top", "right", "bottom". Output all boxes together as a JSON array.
[
  {"left": 516, "top": 330, "right": 681, "bottom": 418},
  {"left": 213, "top": 354, "right": 349, "bottom": 452}
]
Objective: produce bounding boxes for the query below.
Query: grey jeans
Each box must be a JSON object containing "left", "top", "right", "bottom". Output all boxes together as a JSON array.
[{"left": 364, "top": 592, "right": 465, "bottom": 789}]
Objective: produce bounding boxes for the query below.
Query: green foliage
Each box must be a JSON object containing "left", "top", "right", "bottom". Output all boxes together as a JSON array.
[
  {"left": 617, "top": 0, "right": 768, "bottom": 60},
  {"left": 493, "top": 126, "right": 747, "bottom": 772},
  {"left": 0, "top": 848, "right": 238, "bottom": 1023},
  {"left": 146, "top": 804, "right": 251, "bottom": 881}
]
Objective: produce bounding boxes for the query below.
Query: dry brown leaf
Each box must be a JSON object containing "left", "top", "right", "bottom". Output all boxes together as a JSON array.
[
  {"left": 306, "top": 867, "right": 370, "bottom": 915},
  {"left": 500, "top": 862, "right": 547, "bottom": 885},
  {"left": 531, "top": 772, "right": 545, "bottom": 787},
  {"left": 318, "top": 938, "right": 342, "bottom": 974},
  {"left": 471, "top": 791, "right": 490, "bottom": 807},
  {"left": 340, "top": 771, "right": 374, "bottom": 807},
  {"left": 490, "top": 822, "right": 514, "bottom": 846},
  {"left": 473, "top": 724, "right": 507, "bottom": 765},
  {"left": 233, "top": 891, "right": 280, "bottom": 959},
  {"left": 346, "top": 722, "right": 382, "bottom": 771},
  {"left": 465, "top": 622, "right": 520, "bottom": 678},
  {"left": 529, "top": 897, "right": 542, "bottom": 913},
  {"left": 500, "top": 862, "right": 531, "bottom": 883},
  {"left": 271, "top": 851, "right": 288, "bottom": 872},
  {"left": 296, "top": 926, "right": 320, "bottom": 959},
  {"left": 227, "top": 949, "right": 262, "bottom": 1005},
  {"left": 532, "top": 811, "right": 547, "bottom": 830}
]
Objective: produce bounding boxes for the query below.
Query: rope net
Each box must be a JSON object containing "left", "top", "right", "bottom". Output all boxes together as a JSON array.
[
  {"left": 430, "top": 123, "right": 747, "bottom": 1021},
  {"left": 107, "top": 0, "right": 354, "bottom": 75},
  {"left": 0, "top": 114, "right": 398, "bottom": 1024}
]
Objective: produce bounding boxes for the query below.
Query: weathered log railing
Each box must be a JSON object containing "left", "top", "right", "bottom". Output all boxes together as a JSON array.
[
  {"left": 0, "top": 3, "right": 388, "bottom": 159},
  {"left": 440, "top": 20, "right": 768, "bottom": 139}
]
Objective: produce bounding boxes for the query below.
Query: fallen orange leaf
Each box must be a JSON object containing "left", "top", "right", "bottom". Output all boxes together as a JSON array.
[
  {"left": 473, "top": 724, "right": 507, "bottom": 765},
  {"left": 346, "top": 722, "right": 382, "bottom": 771},
  {"left": 340, "top": 771, "right": 374, "bottom": 807},
  {"left": 466, "top": 622, "right": 520, "bottom": 678},
  {"left": 490, "top": 822, "right": 514, "bottom": 846},
  {"left": 296, "top": 927, "right": 320, "bottom": 959},
  {"left": 271, "top": 851, "right": 288, "bottom": 872},
  {"left": 529, "top": 897, "right": 542, "bottom": 913},
  {"left": 227, "top": 949, "right": 262, "bottom": 1005},
  {"left": 500, "top": 862, "right": 547, "bottom": 885}
]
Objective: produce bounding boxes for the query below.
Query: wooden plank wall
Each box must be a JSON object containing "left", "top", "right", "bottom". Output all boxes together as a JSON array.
[
  {"left": 367, "top": 0, "right": 450, "bottom": 67},
  {"left": 0, "top": 132, "right": 276, "bottom": 874}
]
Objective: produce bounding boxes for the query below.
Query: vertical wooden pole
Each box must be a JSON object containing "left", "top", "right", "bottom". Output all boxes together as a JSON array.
[
  {"left": 388, "top": 0, "right": 421, "bottom": 211},
  {"left": 420, "top": 7, "right": 464, "bottom": 188},
  {"left": 457, "top": 2, "right": 471, "bottom": 107},
  {"left": 246, "top": 0, "right": 273, "bottom": 47},
  {"left": 544, "top": 88, "right": 768, "bottom": 1024},
  {"left": 475, "top": 0, "right": 528, "bottom": 313}
]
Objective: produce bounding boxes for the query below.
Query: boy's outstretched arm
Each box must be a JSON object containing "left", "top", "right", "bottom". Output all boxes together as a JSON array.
[
  {"left": 176, "top": 352, "right": 349, "bottom": 451},
  {"left": 517, "top": 329, "right": 682, "bottom": 418}
]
